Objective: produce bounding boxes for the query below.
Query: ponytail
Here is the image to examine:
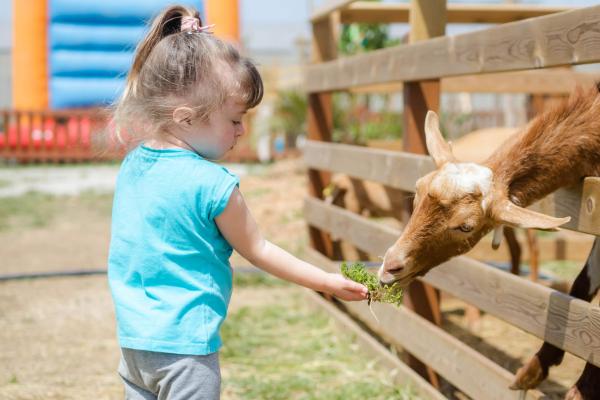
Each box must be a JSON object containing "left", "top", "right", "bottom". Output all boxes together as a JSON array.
[{"left": 124, "top": 5, "right": 201, "bottom": 98}]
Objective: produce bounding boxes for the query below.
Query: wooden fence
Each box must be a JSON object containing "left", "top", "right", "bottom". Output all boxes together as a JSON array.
[{"left": 303, "top": 1, "right": 600, "bottom": 399}]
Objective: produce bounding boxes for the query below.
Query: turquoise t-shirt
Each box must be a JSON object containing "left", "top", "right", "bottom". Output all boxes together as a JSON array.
[{"left": 108, "top": 145, "right": 239, "bottom": 355}]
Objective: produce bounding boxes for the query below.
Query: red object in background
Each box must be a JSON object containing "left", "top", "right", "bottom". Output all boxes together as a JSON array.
[
  {"left": 19, "top": 114, "right": 30, "bottom": 148},
  {"left": 7, "top": 117, "right": 18, "bottom": 149},
  {"left": 0, "top": 115, "right": 5, "bottom": 149},
  {"left": 0, "top": 111, "right": 124, "bottom": 163},
  {"left": 31, "top": 115, "right": 43, "bottom": 149},
  {"left": 80, "top": 117, "right": 91, "bottom": 148},
  {"left": 43, "top": 117, "right": 55, "bottom": 149},
  {"left": 56, "top": 124, "right": 67, "bottom": 149},
  {"left": 67, "top": 117, "right": 78, "bottom": 146}
]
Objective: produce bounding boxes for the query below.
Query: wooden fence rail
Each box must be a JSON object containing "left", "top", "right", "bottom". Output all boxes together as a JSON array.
[
  {"left": 339, "top": 2, "right": 571, "bottom": 24},
  {"left": 305, "top": 5, "right": 600, "bottom": 92}
]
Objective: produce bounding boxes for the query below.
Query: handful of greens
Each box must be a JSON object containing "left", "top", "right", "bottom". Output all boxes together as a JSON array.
[{"left": 341, "top": 262, "right": 404, "bottom": 306}]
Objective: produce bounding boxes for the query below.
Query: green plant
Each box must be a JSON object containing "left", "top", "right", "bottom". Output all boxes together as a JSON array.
[
  {"left": 333, "top": 1, "right": 404, "bottom": 146},
  {"left": 338, "top": 0, "right": 400, "bottom": 57},
  {"left": 341, "top": 262, "right": 404, "bottom": 306},
  {"left": 271, "top": 89, "right": 308, "bottom": 149}
]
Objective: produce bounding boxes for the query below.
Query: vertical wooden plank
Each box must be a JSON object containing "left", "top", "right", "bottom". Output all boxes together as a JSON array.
[
  {"left": 308, "top": 11, "right": 342, "bottom": 259},
  {"left": 402, "top": 0, "right": 447, "bottom": 387}
]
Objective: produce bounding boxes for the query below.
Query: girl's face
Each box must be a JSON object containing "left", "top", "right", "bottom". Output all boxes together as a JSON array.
[{"left": 178, "top": 97, "right": 247, "bottom": 160}]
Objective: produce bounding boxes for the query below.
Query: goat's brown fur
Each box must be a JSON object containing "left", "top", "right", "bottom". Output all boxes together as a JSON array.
[
  {"left": 380, "top": 87, "right": 600, "bottom": 287},
  {"left": 487, "top": 87, "right": 600, "bottom": 207}
]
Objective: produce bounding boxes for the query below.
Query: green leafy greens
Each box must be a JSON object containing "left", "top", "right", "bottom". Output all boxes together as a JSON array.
[{"left": 341, "top": 262, "right": 404, "bottom": 306}]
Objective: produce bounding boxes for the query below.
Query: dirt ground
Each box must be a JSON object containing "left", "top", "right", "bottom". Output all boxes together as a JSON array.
[{"left": 0, "top": 158, "right": 589, "bottom": 399}]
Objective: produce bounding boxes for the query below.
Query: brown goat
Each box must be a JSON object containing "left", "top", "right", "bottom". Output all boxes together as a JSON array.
[{"left": 377, "top": 87, "right": 600, "bottom": 399}]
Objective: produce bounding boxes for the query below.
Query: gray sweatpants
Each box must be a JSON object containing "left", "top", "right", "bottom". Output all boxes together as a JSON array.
[{"left": 118, "top": 348, "right": 221, "bottom": 400}]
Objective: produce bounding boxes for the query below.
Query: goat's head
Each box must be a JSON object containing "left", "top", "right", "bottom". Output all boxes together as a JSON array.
[{"left": 378, "top": 111, "right": 570, "bottom": 287}]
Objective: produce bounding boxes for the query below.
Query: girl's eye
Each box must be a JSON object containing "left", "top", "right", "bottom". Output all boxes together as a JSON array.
[
  {"left": 232, "top": 120, "right": 241, "bottom": 126},
  {"left": 455, "top": 224, "right": 473, "bottom": 233}
]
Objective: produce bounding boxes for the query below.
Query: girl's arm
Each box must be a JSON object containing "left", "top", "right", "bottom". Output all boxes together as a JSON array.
[{"left": 215, "top": 188, "right": 368, "bottom": 301}]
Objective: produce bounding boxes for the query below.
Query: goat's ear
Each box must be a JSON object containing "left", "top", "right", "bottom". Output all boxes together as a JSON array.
[
  {"left": 493, "top": 199, "right": 570, "bottom": 231},
  {"left": 425, "top": 111, "right": 456, "bottom": 168}
]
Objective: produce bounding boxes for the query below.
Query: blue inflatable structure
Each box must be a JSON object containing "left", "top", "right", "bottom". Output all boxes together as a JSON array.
[{"left": 49, "top": 0, "right": 204, "bottom": 109}]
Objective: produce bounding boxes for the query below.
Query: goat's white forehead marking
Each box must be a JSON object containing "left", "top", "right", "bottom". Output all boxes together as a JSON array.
[{"left": 431, "top": 163, "right": 493, "bottom": 197}]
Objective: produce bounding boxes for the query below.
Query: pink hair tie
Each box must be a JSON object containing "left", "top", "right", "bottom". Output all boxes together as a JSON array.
[{"left": 181, "top": 16, "right": 215, "bottom": 34}]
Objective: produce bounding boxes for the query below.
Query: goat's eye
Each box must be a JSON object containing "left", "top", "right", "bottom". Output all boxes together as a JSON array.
[{"left": 455, "top": 224, "right": 473, "bottom": 233}]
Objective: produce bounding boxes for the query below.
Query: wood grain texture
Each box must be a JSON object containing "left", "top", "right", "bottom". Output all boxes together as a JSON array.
[
  {"left": 304, "top": 5, "right": 600, "bottom": 92},
  {"left": 303, "top": 141, "right": 435, "bottom": 192},
  {"left": 341, "top": 2, "right": 571, "bottom": 24},
  {"left": 347, "top": 70, "right": 600, "bottom": 95},
  {"left": 532, "top": 178, "right": 600, "bottom": 236}
]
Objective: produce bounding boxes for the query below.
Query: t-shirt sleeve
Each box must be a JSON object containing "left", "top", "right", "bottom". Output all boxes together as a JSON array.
[{"left": 209, "top": 168, "right": 240, "bottom": 220}]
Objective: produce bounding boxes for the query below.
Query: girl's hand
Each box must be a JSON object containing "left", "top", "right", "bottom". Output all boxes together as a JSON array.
[{"left": 323, "top": 273, "right": 369, "bottom": 301}]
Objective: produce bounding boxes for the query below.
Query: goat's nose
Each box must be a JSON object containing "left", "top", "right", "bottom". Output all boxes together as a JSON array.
[
  {"left": 384, "top": 258, "right": 405, "bottom": 275},
  {"left": 378, "top": 265, "right": 402, "bottom": 286}
]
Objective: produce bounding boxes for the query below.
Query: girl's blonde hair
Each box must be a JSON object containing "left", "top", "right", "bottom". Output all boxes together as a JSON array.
[{"left": 114, "top": 4, "right": 263, "bottom": 144}]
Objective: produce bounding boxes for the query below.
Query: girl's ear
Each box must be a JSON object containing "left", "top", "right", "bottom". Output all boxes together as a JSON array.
[{"left": 173, "top": 107, "right": 195, "bottom": 126}]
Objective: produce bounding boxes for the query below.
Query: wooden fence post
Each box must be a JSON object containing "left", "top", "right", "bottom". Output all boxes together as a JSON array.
[
  {"left": 308, "top": 11, "right": 343, "bottom": 260},
  {"left": 401, "top": 0, "right": 447, "bottom": 388}
]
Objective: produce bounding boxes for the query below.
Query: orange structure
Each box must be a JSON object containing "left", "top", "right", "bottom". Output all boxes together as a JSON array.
[
  {"left": 12, "top": 0, "right": 48, "bottom": 110},
  {"left": 205, "top": 0, "right": 240, "bottom": 43}
]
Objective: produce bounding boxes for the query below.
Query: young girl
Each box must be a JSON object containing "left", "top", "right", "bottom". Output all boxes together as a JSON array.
[{"left": 108, "top": 5, "right": 368, "bottom": 399}]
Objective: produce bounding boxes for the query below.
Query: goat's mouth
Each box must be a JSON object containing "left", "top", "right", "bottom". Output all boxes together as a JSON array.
[{"left": 379, "top": 268, "right": 425, "bottom": 289}]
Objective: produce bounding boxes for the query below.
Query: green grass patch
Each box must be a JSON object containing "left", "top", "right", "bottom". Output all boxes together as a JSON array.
[
  {"left": 244, "top": 187, "right": 272, "bottom": 199},
  {"left": 0, "top": 190, "right": 113, "bottom": 232},
  {"left": 0, "top": 192, "right": 61, "bottom": 231},
  {"left": 279, "top": 208, "right": 303, "bottom": 225},
  {"left": 233, "top": 272, "right": 289, "bottom": 288},
  {"left": 78, "top": 190, "right": 114, "bottom": 218},
  {"left": 538, "top": 260, "right": 581, "bottom": 281},
  {"left": 221, "top": 291, "right": 415, "bottom": 399}
]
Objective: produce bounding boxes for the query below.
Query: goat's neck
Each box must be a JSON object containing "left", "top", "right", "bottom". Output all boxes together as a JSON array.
[{"left": 485, "top": 90, "right": 600, "bottom": 207}]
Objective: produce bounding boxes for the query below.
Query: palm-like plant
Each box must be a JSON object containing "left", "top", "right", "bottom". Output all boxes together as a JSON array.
[{"left": 271, "top": 90, "right": 308, "bottom": 149}]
